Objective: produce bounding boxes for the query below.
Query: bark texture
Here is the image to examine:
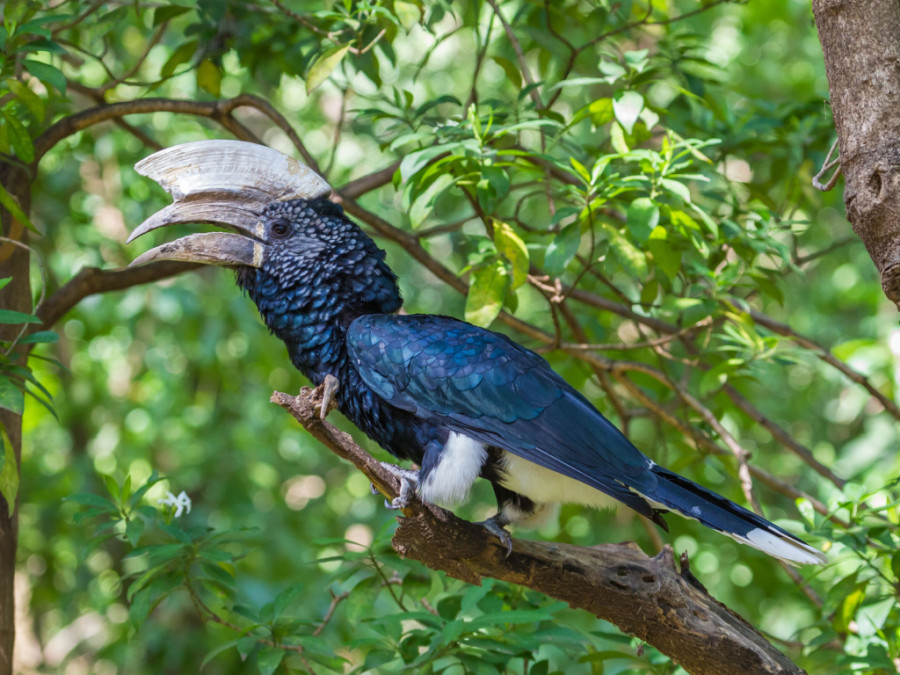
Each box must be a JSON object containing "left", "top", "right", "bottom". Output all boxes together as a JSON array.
[
  {"left": 813, "top": 0, "right": 900, "bottom": 306},
  {"left": 0, "top": 163, "right": 31, "bottom": 675},
  {"left": 272, "top": 385, "right": 807, "bottom": 675}
]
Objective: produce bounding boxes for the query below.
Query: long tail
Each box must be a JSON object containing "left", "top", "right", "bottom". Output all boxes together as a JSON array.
[{"left": 644, "top": 465, "right": 826, "bottom": 565}]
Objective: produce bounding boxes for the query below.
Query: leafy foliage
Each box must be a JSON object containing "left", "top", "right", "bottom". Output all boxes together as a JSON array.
[{"left": 2, "top": 0, "right": 898, "bottom": 673}]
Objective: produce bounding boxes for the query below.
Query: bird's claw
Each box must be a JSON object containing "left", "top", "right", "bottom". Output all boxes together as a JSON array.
[
  {"left": 478, "top": 515, "right": 514, "bottom": 558},
  {"left": 378, "top": 462, "right": 419, "bottom": 510},
  {"left": 317, "top": 374, "right": 339, "bottom": 420}
]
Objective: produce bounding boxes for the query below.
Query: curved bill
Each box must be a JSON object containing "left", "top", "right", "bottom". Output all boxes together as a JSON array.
[
  {"left": 126, "top": 196, "right": 268, "bottom": 244},
  {"left": 131, "top": 232, "right": 263, "bottom": 268},
  {"left": 128, "top": 140, "right": 332, "bottom": 268}
]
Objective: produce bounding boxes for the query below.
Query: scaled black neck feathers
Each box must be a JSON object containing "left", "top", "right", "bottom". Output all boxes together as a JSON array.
[{"left": 236, "top": 198, "right": 402, "bottom": 385}]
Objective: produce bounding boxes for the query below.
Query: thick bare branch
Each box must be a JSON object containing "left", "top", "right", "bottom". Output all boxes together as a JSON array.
[
  {"left": 271, "top": 385, "right": 807, "bottom": 675},
  {"left": 35, "top": 262, "right": 200, "bottom": 328},
  {"left": 31, "top": 95, "right": 293, "bottom": 167}
]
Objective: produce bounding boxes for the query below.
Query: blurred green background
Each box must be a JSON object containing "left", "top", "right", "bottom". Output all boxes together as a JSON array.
[{"left": 3, "top": 0, "right": 899, "bottom": 673}]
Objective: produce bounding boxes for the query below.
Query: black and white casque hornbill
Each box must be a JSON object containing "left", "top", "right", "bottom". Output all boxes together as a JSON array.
[{"left": 128, "top": 140, "right": 825, "bottom": 565}]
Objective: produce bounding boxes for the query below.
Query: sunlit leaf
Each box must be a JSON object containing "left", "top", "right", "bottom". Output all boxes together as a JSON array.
[
  {"left": 6, "top": 78, "right": 44, "bottom": 122},
  {"left": 196, "top": 59, "right": 221, "bottom": 96},
  {"left": 626, "top": 198, "right": 659, "bottom": 243},
  {"left": 493, "top": 221, "right": 529, "bottom": 289},
  {"left": 2, "top": 111, "right": 34, "bottom": 163},
  {"left": 602, "top": 223, "right": 647, "bottom": 278},
  {"left": 465, "top": 259, "right": 508, "bottom": 327},
  {"left": 647, "top": 226, "right": 680, "bottom": 280},
  {"left": 306, "top": 44, "right": 351, "bottom": 93},
  {"left": 612, "top": 91, "right": 644, "bottom": 135}
]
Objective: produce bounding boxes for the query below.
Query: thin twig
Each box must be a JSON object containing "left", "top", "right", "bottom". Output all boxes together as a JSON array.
[
  {"left": 747, "top": 309, "right": 900, "bottom": 422},
  {"left": 485, "top": 0, "right": 543, "bottom": 110},
  {"left": 312, "top": 589, "right": 349, "bottom": 637}
]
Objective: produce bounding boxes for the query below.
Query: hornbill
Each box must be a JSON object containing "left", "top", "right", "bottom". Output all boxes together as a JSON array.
[{"left": 127, "top": 140, "right": 825, "bottom": 565}]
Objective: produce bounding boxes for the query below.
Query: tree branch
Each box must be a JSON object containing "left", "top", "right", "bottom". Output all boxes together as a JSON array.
[
  {"left": 35, "top": 262, "right": 201, "bottom": 328},
  {"left": 271, "top": 385, "right": 807, "bottom": 675}
]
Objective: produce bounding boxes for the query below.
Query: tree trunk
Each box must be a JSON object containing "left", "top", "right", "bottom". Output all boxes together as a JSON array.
[
  {"left": 0, "top": 163, "right": 32, "bottom": 675},
  {"left": 812, "top": 0, "right": 900, "bottom": 307}
]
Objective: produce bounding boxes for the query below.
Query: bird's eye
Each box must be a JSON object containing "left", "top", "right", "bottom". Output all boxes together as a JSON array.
[{"left": 271, "top": 219, "right": 290, "bottom": 238}]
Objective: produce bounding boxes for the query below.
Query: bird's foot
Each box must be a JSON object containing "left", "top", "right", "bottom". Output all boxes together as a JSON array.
[
  {"left": 316, "top": 374, "right": 339, "bottom": 420},
  {"left": 477, "top": 514, "right": 514, "bottom": 558},
  {"left": 379, "top": 462, "right": 419, "bottom": 510}
]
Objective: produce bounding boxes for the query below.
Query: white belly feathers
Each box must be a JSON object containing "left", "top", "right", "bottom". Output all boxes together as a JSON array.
[
  {"left": 417, "top": 430, "right": 616, "bottom": 518},
  {"left": 418, "top": 432, "right": 488, "bottom": 506}
]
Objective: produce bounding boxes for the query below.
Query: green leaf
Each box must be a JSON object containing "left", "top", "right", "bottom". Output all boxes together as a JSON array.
[
  {"left": 161, "top": 40, "right": 197, "bottom": 78},
  {"left": 660, "top": 178, "right": 691, "bottom": 202},
  {"left": 647, "top": 226, "right": 681, "bottom": 280},
  {"left": 409, "top": 173, "right": 454, "bottom": 228},
  {"left": 490, "top": 56, "right": 521, "bottom": 88},
  {"left": 400, "top": 143, "right": 456, "bottom": 181},
  {"left": 0, "top": 377, "right": 24, "bottom": 415},
  {"left": 6, "top": 78, "right": 45, "bottom": 122},
  {"left": 609, "top": 121, "right": 629, "bottom": 154},
  {"left": 17, "top": 331, "right": 57, "bottom": 344},
  {"left": 64, "top": 492, "right": 118, "bottom": 511},
  {"left": 306, "top": 44, "right": 351, "bottom": 93},
  {"left": 196, "top": 59, "right": 220, "bottom": 96},
  {"left": 544, "top": 221, "right": 581, "bottom": 277},
  {"left": 256, "top": 646, "right": 285, "bottom": 675},
  {"left": 493, "top": 221, "right": 529, "bottom": 289},
  {"left": 465, "top": 259, "right": 509, "bottom": 327},
  {"left": 272, "top": 583, "right": 305, "bottom": 617},
  {"left": 154, "top": 5, "right": 191, "bottom": 26},
  {"left": 601, "top": 223, "right": 647, "bottom": 278},
  {"left": 22, "top": 60, "right": 66, "bottom": 94},
  {"left": 750, "top": 272, "right": 784, "bottom": 305},
  {"left": 640, "top": 277, "right": 659, "bottom": 306},
  {"left": 130, "top": 573, "right": 182, "bottom": 625},
  {"left": 612, "top": 91, "right": 643, "bottom": 135},
  {"left": 699, "top": 359, "right": 742, "bottom": 396},
  {"left": 362, "top": 649, "right": 396, "bottom": 670},
  {"left": 833, "top": 581, "right": 867, "bottom": 633},
  {"left": 19, "top": 38, "right": 66, "bottom": 56},
  {"left": 599, "top": 60, "right": 626, "bottom": 83},
  {"left": 588, "top": 98, "right": 614, "bottom": 127},
  {"left": 200, "top": 638, "right": 243, "bottom": 670},
  {"left": 0, "top": 309, "right": 41, "bottom": 325},
  {"left": 569, "top": 157, "right": 590, "bottom": 184},
  {"left": 0, "top": 425, "right": 17, "bottom": 510},
  {"left": 345, "top": 576, "right": 382, "bottom": 623},
  {"left": 103, "top": 473, "right": 121, "bottom": 502},
  {"left": 626, "top": 198, "right": 659, "bottom": 243},
  {"left": 126, "top": 517, "right": 145, "bottom": 547},
  {"left": 2, "top": 111, "right": 34, "bottom": 163}
]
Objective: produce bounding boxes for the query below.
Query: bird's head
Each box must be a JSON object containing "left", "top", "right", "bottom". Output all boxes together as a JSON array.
[{"left": 127, "top": 140, "right": 401, "bottom": 360}]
